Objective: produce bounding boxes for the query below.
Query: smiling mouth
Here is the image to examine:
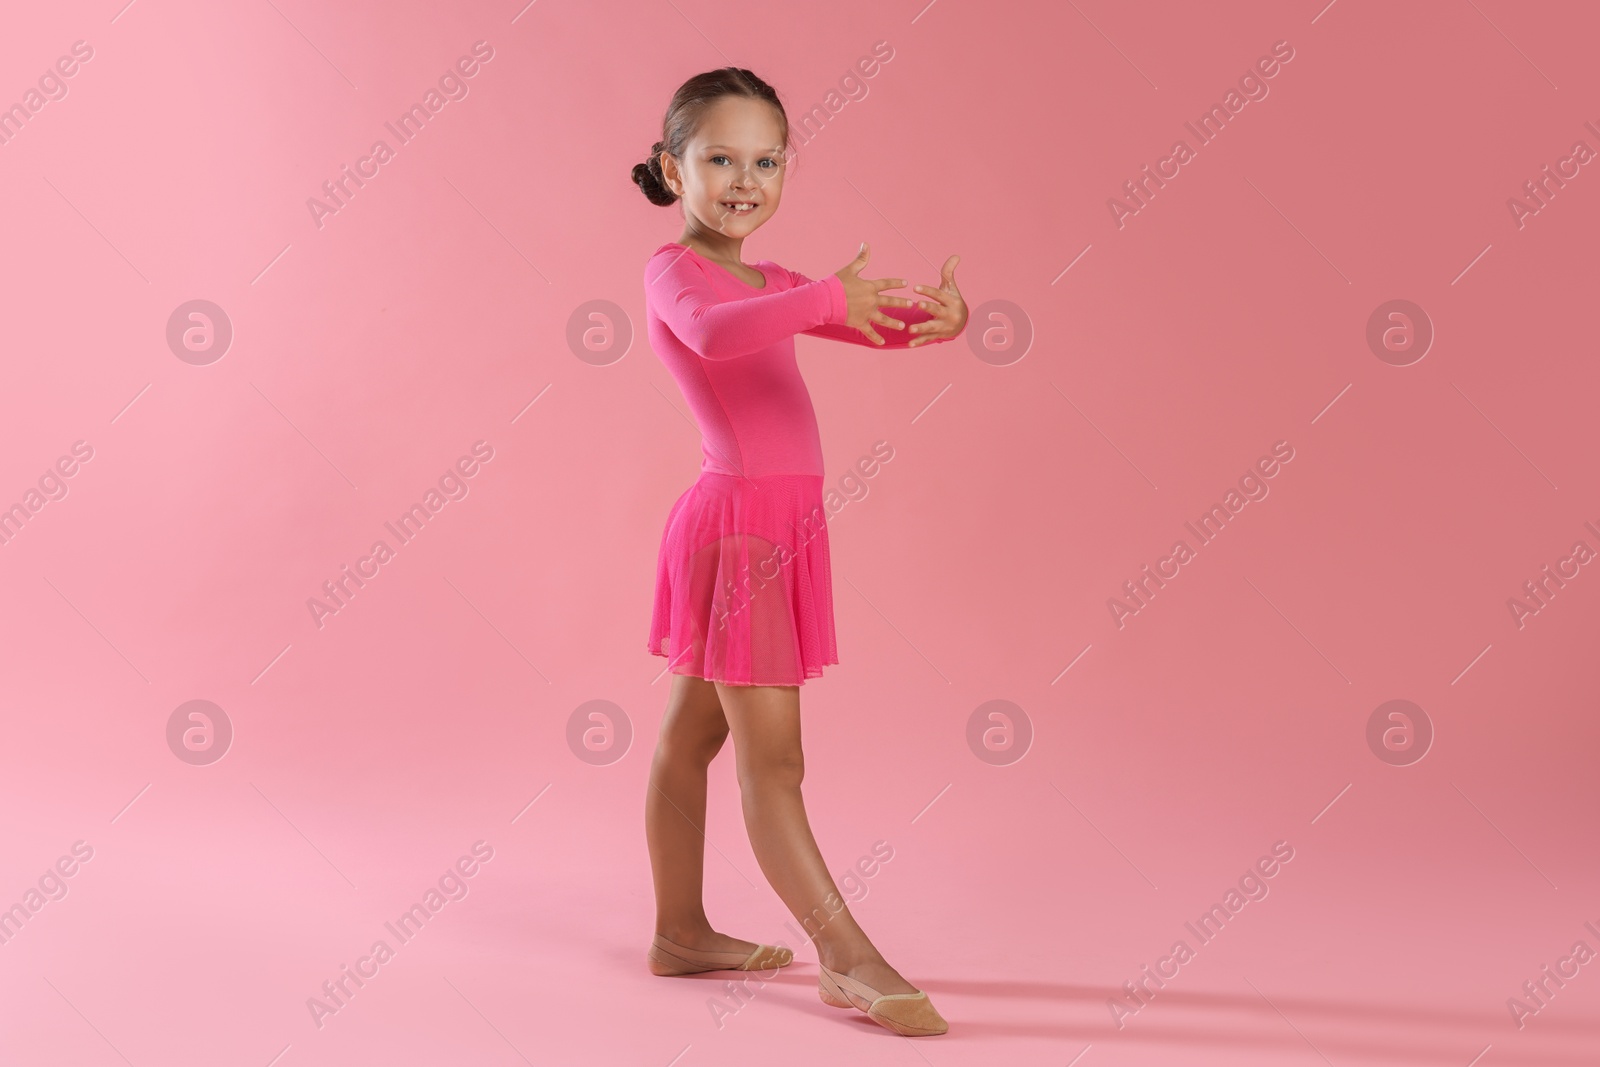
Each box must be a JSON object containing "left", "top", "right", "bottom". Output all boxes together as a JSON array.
[{"left": 722, "top": 202, "right": 758, "bottom": 214}]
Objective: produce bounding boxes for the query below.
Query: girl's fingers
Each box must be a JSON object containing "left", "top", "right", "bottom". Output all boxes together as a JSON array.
[
  {"left": 871, "top": 312, "right": 906, "bottom": 330},
  {"left": 875, "top": 295, "right": 916, "bottom": 309},
  {"left": 938, "top": 256, "right": 961, "bottom": 295},
  {"left": 913, "top": 284, "right": 954, "bottom": 308}
]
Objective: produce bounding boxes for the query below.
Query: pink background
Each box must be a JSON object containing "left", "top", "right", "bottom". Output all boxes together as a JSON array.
[{"left": 3, "top": 0, "right": 1598, "bottom": 1063}]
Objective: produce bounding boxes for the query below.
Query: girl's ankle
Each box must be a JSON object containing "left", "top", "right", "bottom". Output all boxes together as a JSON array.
[
  {"left": 654, "top": 920, "right": 715, "bottom": 944},
  {"left": 817, "top": 943, "right": 883, "bottom": 974}
]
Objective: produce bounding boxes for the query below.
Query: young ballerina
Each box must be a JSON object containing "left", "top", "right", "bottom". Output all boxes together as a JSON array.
[{"left": 630, "top": 67, "right": 966, "bottom": 1037}]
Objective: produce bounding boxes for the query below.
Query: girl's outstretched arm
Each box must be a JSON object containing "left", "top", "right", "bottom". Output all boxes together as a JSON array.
[
  {"left": 646, "top": 250, "right": 845, "bottom": 361},
  {"left": 778, "top": 265, "right": 954, "bottom": 349}
]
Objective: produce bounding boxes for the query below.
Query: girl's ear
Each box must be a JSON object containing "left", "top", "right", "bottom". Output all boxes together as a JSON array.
[{"left": 659, "top": 153, "right": 678, "bottom": 196}]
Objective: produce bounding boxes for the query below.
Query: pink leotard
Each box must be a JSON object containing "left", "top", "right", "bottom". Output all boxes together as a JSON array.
[{"left": 643, "top": 242, "right": 952, "bottom": 478}]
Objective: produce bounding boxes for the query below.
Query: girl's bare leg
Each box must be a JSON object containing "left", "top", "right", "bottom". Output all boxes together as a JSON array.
[
  {"left": 644, "top": 673, "right": 767, "bottom": 956},
  {"left": 714, "top": 680, "right": 918, "bottom": 995}
]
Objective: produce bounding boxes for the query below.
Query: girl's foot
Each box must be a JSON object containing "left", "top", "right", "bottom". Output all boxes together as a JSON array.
[
  {"left": 817, "top": 957, "right": 949, "bottom": 1036},
  {"left": 648, "top": 928, "right": 794, "bottom": 976},
  {"left": 655, "top": 928, "right": 761, "bottom": 957},
  {"left": 816, "top": 952, "right": 919, "bottom": 996}
]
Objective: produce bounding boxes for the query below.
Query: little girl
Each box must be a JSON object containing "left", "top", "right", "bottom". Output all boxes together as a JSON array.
[{"left": 630, "top": 67, "right": 966, "bottom": 1037}]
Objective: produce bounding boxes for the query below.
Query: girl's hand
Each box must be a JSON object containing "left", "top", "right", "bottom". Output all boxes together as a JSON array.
[
  {"left": 833, "top": 243, "right": 915, "bottom": 346},
  {"left": 905, "top": 255, "right": 966, "bottom": 348}
]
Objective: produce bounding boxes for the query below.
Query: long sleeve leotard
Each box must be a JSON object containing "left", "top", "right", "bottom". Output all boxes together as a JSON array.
[{"left": 643, "top": 242, "right": 952, "bottom": 479}]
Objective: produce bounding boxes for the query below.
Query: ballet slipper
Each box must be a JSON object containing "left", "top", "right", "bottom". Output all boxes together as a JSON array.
[
  {"left": 817, "top": 962, "right": 949, "bottom": 1036},
  {"left": 647, "top": 933, "right": 794, "bottom": 977}
]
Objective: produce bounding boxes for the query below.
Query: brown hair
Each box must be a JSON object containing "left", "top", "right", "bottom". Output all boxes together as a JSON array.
[{"left": 631, "top": 67, "right": 790, "bottom": 207}]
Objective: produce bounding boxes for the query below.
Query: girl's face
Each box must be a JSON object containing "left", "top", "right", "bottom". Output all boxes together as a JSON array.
[{"left": 662, "top": 95, "right": 788, "bottom": 241}]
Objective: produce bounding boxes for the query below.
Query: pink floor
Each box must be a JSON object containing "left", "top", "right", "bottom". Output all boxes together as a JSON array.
[
  {"left": 7, "top": 651, "right": 1600, "bottom": 1065},
  {"left": 4, "top": 0, "right": 1600, "bottom": 1064}
]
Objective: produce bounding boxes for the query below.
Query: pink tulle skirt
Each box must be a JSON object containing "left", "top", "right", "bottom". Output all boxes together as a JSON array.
[{"left": 648, "top": 472, "right": 838, "bottom": 686}]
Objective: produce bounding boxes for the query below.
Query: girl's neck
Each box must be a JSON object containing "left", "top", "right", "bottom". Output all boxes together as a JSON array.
[{"left": 676, "top": 225, "right": 745, "bottom": 266}]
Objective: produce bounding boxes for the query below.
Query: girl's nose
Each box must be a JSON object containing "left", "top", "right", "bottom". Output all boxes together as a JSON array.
[{"left": 728, "top": 159, "right": 764, "bottom": 188}]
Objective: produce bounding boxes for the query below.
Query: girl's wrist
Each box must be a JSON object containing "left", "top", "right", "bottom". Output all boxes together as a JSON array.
[{"left": 822, "top": 274, "right": 849, "bottom": 326}]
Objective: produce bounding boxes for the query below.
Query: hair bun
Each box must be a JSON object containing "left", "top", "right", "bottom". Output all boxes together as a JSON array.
[{"left": 632, "top": 148, "right": 678, "bottom": 207}]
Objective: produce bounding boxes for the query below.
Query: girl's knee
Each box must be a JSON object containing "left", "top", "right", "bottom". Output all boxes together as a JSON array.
[
  {"left": 656, "top": 727, "right": 728, "bottom": 767},
  {"left": 736, "top": 748, "right": 804, "bottom": 791},
  {"left": 660, "top": 700, "right": 730, "bottom": 759}
]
